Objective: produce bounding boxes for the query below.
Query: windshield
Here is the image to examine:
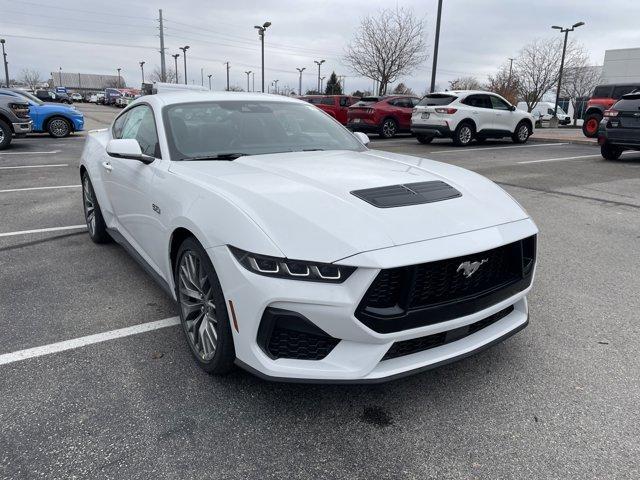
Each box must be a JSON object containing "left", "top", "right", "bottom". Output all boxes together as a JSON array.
[
  {"left": 351, "top": 97, "right": 380, "bottom": 107},
  {"left": 163, "top": 100, "right": 366, "bottom": 160},
  {"left": 12, "top": 90, "right": 43, "bottom": 105},
  {"left": 418, "top": 94, "right": 456, "bottom": 106}
]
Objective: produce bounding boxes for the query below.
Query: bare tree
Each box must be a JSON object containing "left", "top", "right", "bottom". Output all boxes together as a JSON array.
[
  {"left": 448, "top": 76, "right": 482, "bottom": 91},
  {"left": 562, "top": 63, "right": 602, "bottom": 124},
  {"left": 486, "top": 62, "right": 519, "bottom": 104},
  {"left": 19, "top": 68, "right": 42, "bottom": 91},
  {"left": 150, "top": 66, "right": 177, "bottom": 84},
  {"left": 392, "top": 82, "right": 415, "bottom": 95},
  {"left": 343, "top": 7, "right": 428, "bottom": 95},
  {"left": 513, "top": 37, "right": 583, "bottom": 112}
]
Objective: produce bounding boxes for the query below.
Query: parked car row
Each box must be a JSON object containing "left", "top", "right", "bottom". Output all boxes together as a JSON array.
[
  {"left": 0, "top": 88, "right": 84, "bottom": 148},
  {"left": 582, "top": 82, "right": 640, "bottom": 137}
]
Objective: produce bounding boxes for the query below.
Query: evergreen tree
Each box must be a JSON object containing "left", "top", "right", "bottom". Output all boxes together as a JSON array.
[{"left": 324, "top": 72, "right": 342, "bottom": 95}]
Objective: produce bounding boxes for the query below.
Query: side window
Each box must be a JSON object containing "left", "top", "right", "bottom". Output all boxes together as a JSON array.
[
  {"left": 409, "top": 98, "right": 420, "bottom": 107},
  {"left": 612, "top": 85, "right": 639, "bottom": 99},
  {"left": 462, "top": 95, "right": 482, "bottom": 108},
  {"left": 339, "top": 97, "right": 349, "bottom": 107},
  {"left": 547, "top": 108, "right": 555, "bottom": 115},
  {"left": 119, "top": 105, "right": 160, "bottom": 158},
  {"left": 112, "top": 111, "right": 128, "bottom": 139},
  {"left": 489, "top": 95, "right": 511, "bottom": 110},
  {"left": 320, "top": 97, "right": 334, "bottom": 105}
]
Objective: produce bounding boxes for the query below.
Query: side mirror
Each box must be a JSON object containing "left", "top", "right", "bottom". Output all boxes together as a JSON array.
[
  {"left": 353, "top": 131, "right": 370, "bottom": 146},
  {"left": 106, "top": 139, "right": 154, "bottom": 164},
  {"left": 510, "top": 105, "right": 517, "bottom": 111}
]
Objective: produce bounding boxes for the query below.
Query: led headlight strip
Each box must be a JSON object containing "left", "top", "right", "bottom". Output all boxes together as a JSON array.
[{"left": 229, "top": 246, "right": 355, "bottom": 283}]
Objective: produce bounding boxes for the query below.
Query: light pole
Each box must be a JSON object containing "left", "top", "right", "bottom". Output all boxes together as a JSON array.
[
  {"left": 224, "top": 62, "right": 230, "bottom": 91},
  {"left": 139, "top": 61, "right": 145, "bottom": 84},
  {"left": 116, "top": 68, "right": 121, "bottom": 88},
  {"left": 296, "top": 67, "right": 305, "bottom": 95},
  {"left": 314, "top": 59, "right": 325, "bottom": 93},
  {"left": 320, "top": 76, "right": 326, "bottom": 93},
  {"left": 179, "top": 45, "right": 190, "bottom": 85},
  {"left": 59, "top": 67, "right": 63, "bottom": 87},
  {"left": 0, "top": 39, "right": 9, "bottom": 88},
  {"left": 207, "top": 74, "right": 212, "bottom": 90},
  {"left": 429, "top": 0, "right": 443, "bottom": 93},
  {"left": 252, "top": 72, "right": 255, "bottom": 92},
  {"left": 254, "top": 21, "right": 271, "bottom": 93},
  {"left": 550, "top": 21, "right": 585, "bottom": 127},
  {"left": 172, "top": 54, "right": 180, "bottom": 83},
  {"left": 272, "top": 79, "right": 279, "bottom": 94},
  {"left": 245, "top": 70, "right": 251, "bottom": 92},
  {"left": 201, "top": 68, "right": 204, "bottom": 87}
]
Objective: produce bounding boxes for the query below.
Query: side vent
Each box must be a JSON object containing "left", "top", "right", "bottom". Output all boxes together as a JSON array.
[{"left": 351, "top": 181, "right": 462, "bottom": 208}]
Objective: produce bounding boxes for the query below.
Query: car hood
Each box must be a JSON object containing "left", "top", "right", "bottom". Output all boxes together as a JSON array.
[
  {"left": 169, "top": 150, "right": 529, "bottom": 263},
  {"left": 32, "top": 103, "right": 77, "bottom": 113}
]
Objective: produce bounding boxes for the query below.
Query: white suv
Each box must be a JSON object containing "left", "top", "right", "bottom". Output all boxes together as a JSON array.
[{"left": 411, "top": 90, "right": 535, "bottom": 146}]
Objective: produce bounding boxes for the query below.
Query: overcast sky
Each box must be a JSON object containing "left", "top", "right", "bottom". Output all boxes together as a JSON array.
[{"left": 2, "top": 0, "right": 639, "bottom": 94}]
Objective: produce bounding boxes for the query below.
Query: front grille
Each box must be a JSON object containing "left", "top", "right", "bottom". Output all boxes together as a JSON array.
[
  {"left": 356, "top": 236, "right": 536, "bottom": 333},
  {"left": 257, "top": 308, "right": 340, "bottom": 361},
  {"left": 382, "top": 305, "right": 515, "bottom": 360}
]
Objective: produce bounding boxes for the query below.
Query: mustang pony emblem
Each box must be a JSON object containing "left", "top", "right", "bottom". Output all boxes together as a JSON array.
[{"left": 457, "top": 259, "right": 489, "bottom": 278}]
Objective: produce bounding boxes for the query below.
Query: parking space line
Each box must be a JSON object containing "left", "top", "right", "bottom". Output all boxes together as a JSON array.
[
  {"left": 0, "top": 225, "right": 87, "bottom": 238},
  {"left": 0, "top": 150, "right": 61, "bottom": 155},
  {"left": 429, "top": 143, "right": 568, "bottom": 154},
  {"left": 0, "top": 164, "right": 69, "bottom": 170},
  {"left": 0, "top": 317, "right": 180, "bottom": 366},
  {"left": 0, "top": 185, "right": 81, "bottom": 193},
  {"left": 517, "top": 151, "right": 635, "bottom": 164}
]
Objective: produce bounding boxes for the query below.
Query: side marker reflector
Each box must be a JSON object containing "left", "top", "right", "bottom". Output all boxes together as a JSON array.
[{"left": 228, "top": 300, "right": 239, "bottom": 332}]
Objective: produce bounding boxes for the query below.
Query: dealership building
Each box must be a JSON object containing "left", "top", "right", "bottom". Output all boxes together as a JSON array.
[
  {"left": 49, "top": 72, "right": 127, "bottom": 95},
  {"left": 601, "top": 47, "right": 640, "bottom": 83}
]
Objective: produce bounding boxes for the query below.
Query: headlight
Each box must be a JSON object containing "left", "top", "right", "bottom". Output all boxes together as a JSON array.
[{"left": 229, "top": 246, "right": 355, "bottom": 283}]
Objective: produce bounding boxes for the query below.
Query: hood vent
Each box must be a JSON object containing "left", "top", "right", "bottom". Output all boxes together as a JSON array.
[{"left": 351, "top": 181, "right": 462, "bottom": 208}]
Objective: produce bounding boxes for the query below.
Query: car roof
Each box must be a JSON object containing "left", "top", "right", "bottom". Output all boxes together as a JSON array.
[{"left": 150, "top": 91, "right": 305, "bottom": 106}]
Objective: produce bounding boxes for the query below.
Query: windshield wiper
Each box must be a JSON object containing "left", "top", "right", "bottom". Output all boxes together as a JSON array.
[{"left": 182, "top": 153, "right": 249, "bottom": 161}]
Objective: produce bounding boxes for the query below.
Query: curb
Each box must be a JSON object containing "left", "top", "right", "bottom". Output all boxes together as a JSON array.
[{"left": 529, "top": 135, "right": 597, "bottom": 146}]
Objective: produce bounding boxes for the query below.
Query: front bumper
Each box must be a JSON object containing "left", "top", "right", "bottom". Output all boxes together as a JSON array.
[
  {"left": 12, "top": 120, "right": 33, "bottom": 134},
  {"left": 209, "top": 218, "right": 537, "bottom": 382},
  {"left": 71, "top": 116, "right": 85, "bottom": 132}
]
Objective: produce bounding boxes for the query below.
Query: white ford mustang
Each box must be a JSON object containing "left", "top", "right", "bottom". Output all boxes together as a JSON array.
[{"left": 79, "top": 89, "right": 538, "bottom": 383}]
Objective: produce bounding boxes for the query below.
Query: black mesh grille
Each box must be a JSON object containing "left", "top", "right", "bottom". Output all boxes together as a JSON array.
[
  {"left": 267, "top": 327, "right": 339, "bottom": 361},
  {"left": 356, "top": 236, "right": 536, "bottom": 333},
  {"left": 382, "top": 305, "right": 515, "bottom": 360}
]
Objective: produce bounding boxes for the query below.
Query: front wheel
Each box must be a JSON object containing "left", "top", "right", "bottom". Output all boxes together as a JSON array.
[
  {"left": 601, "top": 143, "right": 623, "bottom": 161},
  {"left": 416, "top": 135, "right": 433, "bottom": 144},
  {"left": 582, "top": 113, "right": 602, "bottom": 138},
  {"left": 379, "top": 118, "right": 398, "bottom": 138},
  {"left": 175, "top": 238, "right": 236, "bottom": 374},
  {"left": 0, "top": 120, "right": 12, "bottom": 150},
  {"left": 47, "top": 117, "right": 71, "bottom": 138},
  {"left": 82, "top": 172, "right": 111, "bottom": 243},
  {"left": 512, "top": 121, "right": 531, "bottom": 144}
]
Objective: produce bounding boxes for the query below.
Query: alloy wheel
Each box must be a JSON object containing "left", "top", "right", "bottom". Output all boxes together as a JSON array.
[
  {"left": 0, "top": 128, "right": 5, "bottom": 144},
  {"left": 82, "top": 176, "right": 96, "bottom": 236},
  {"left": 49, "top": 119, "right": 69, "bottom": 137},
  {"left": 178, "top": 251, "right": 219, "bottom": 361},
  {"left": 459, "top": 125, "right": 472, "bottom": 144},
  {"left": 382, "top": 120, "right": 396, "bottom": 137},
  {"left": 586, "top": 118, "right": 598, "bottom": 135},
  {"left": 518, "top": 124, "right": 529, "bottom": 141}
]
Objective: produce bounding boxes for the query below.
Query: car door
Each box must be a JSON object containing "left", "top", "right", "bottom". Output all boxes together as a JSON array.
[
  {"left": 462, "top": 94, "right": 494, "bottom": 131},
  {"left": 489, "top": 95, "right": 516, "bottom": 132},
  {"left": 390, "top": 97, "right": 414, "bottom": 129},
  {"left": 103, "top": 104, "right": 162, "bottom": 263}
]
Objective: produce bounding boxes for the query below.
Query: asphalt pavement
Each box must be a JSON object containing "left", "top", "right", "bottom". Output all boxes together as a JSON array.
[{"left": 0, "top": 105, "right": 638, "bottom": 479}]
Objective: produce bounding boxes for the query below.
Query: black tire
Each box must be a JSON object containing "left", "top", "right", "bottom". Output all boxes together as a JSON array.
[
  {"left": 601, "top": 142, "right": 623, "bottom": 161},
  {"left": 47, "top": 116, "right": 71, "bottom": 138},
  {"left": 0, "top": 119, "right": 12, "bottom": 150},
  {"left": 452, "top": 122, "right": 474, "bottom": 146},
  {"left": 416, "top": 135, "right": 433, "bottom": 144},
  {"left": 582, "top": 113, "right": 602, "bottom": 138},
  {"left": 379, "top": 118, "right": 398, "bottom": 138},
  {"left": 174, "top": 238, "right": 236, "bottom": 375},
  {"left": 81, "top": 172, "right": 111, "bottom": 244},
  {"left": 512, "top": 121, "right": 531, "bottom": 144}
]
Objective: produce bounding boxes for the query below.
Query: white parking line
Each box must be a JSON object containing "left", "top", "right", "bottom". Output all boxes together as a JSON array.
[
  {"left": 517, "top": 151, "right": 634, "bottom": 164},
  {"left": 0, "top": 184, "right": 81, "bottom": 193},
  {"left": 0, "top": 150, "right": 61, "bottom": 155},
  {"left": 429, "top": 143, "right": 568, "bottom": 154},
  {"left": 0, "top": 164, "right": 69, "bottom": 170},
  {"left": 0, "top": 225, "right": 87, "bottom": 238},
  {"left": 0, "top": 317, "right": 180, "bottom": 366}
]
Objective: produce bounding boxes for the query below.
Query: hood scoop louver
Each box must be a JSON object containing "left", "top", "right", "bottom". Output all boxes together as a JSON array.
[{"left": 351, "top": 181, "right": 462, "bottom": 208}]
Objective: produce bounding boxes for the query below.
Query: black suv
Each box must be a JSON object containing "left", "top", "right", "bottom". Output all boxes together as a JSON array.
[
  {"left": 598, "top": 93, "right": 640, "bottom": 160},
  {"left": 34, "top": 90, "right": 72, "bottom": 104}
]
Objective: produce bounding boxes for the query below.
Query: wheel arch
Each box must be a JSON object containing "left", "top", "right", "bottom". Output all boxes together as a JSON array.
[
  {"left": 584, "top": 106, "right": 604, "bottom": 117},
  {"left": 456, "top": 118, "right": 477, "bottom": 131},
  {"left": 44, "top": 114, "right": 73, "bottom": 132},
  {"left": 517, "top": 117, "right": 533, "bottom": 132}
]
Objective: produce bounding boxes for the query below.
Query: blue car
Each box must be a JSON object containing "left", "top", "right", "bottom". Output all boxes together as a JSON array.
[{"left": 0, "top": 88, "right": 84, "bottom": 137}]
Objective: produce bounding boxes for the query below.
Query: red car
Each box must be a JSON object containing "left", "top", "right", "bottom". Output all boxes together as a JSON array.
[
  {"left": 299, "top": 95, "right": 359, "bottom": 125},
  {"left": 582, "top": 83, "right": 640, "bottom": 137},
  {"left": 347, "top": 95, "right": 420, "bottom": 138}
]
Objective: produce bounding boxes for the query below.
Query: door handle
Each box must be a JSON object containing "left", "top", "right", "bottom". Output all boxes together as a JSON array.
[{"left": 102, "top": 161, "right": 113, "bottom": 172}]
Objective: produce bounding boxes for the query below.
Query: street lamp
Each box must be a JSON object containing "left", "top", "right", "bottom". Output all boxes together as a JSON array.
[
  {"left": 254, "top": 21, "right": 271, "bottom": 93},
  {"left": 139, "top": 61, "right": 145, "bottom": 84},
  {"left": 207, "top": 74, "right": 212, "bottom": 90},
  {"left": 0, "top": 39, "right": 9, "bottom": 88},
  {"left": 296, "top": 67, "right": 305, "bottom": 96},
  {"left": 116, "top": 68, "right": 121, "bottom": 88},
  {"left": 320, "top": 76, "right": 326, "bottom": 93},
  {"left": 550, "top": 21, "right": 585, "bottom": 127},
  {"left": 179, "top": 45, "right": 190, "bottom": 85},
  {"left": 252, "top": 72, "right": 255, "bottom": 92},
  {"left": 429, "top": 0, "right": 443, "bottom": 93},
  {"left": 272, "top": 79, "right": 279, "bottom": 94},
  {"left": 245, "top": 70, "right": 252, "bottom": 92},
  {"left": 59, "top": 67, "right": 63, "bottom": 87},
  {"left": 314, "top": 59, "right": 325, "bottom": 93},
  {"left": 172, "top": 54, "right": 180, "bottom": 83}
]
